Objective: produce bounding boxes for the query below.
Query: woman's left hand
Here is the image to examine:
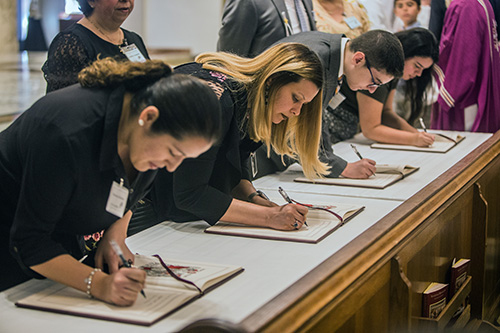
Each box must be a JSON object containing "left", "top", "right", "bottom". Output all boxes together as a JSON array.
[
  {"left": 95, "top": 236, "right": 134, "bottom": 273},
  {"left": 94, "top": 211, "right": 134, "bottom": 273},
  {"left": 250, "top": 195, "right": 279, "bottom": 207}
]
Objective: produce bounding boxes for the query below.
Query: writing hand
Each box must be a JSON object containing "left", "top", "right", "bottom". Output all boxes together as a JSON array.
[
  {"left": 266, "top": 204, "right": 308, "bottom": 230},
  {"left": 341, "top": 159, "right": 377, "bottom": 179}
]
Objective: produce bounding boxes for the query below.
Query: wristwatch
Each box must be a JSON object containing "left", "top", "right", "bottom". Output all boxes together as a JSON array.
[{"left": 248, "top": 190, "right": 269, "bottom": 202}]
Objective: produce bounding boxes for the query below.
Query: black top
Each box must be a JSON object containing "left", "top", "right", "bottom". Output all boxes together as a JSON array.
[
  {"left": 341, "top": 79, "right": 399, "bottom": 115},
  {"left": 42, "top": 23, "right": 150, "bottom": 93},
  {"left": 150, "top": 63, "right": 261, "bottom": 224},
  {"left": 322, "top": 79, "right": 399, "bottom": 144},
  {"left": 0, "top": 85, "right": 156, "bottom": 278}
]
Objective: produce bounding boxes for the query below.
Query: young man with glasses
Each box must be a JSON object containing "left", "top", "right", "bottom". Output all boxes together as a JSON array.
[
  {"left": 253, "top": 30, "right": 405, "bottom": 179},
  {"left": 322, "top": 28, "right": 439, "bottom": 151}
]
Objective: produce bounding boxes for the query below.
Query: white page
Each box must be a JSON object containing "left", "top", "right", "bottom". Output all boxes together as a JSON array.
[{"left": 254, "top": 131, "right": 491, "bottom": 201}]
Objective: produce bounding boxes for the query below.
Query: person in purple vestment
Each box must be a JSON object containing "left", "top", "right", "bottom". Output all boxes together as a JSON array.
[{"left": 431, "top": 0, "right": 500, "bottom": 133}]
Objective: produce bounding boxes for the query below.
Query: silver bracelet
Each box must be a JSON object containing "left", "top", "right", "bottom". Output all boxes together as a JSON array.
[{"left": 85, "top": 268, "right": 102, "bottom": 298}]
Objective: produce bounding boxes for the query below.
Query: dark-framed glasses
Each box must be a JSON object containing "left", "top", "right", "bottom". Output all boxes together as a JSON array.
[{"left": 365, "top": 58, "right": 383, "bottom": 88}]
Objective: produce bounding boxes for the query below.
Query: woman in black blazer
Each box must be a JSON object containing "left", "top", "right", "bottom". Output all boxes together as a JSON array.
[{"left": 148, "top": 43, "right": 328, "bottom": 232}]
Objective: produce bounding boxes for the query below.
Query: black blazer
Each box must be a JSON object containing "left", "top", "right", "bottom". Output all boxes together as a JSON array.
[
  {"left": 217, "top": 0, "right": 316, "bottom": 57},
  {"left": 275, "top": 31, "right": 344, "bottom": 110},
  {"left": 274, "top": 31, "right": 348, "bottom": 177},
  {"left": 151, "top": 63, "right": 261, "bottom": 224}
]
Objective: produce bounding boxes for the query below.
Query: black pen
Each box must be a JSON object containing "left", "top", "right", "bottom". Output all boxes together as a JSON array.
[
  {"left": 419, "top": 117, "right": 428, "bottom": 132},
  {"left": 278, "top": 187, "right": 308, "bottom": 227},
  {"left": 350, "top": 144, "right": 363, "bottom": 160},
  {"left": 110, "top": 240, "right": 146, "bottom": 298}
]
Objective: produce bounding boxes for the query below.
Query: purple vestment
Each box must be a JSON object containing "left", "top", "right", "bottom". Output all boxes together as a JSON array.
[{"left": 431, "top": 0, "right": 500, "bottom": 133}]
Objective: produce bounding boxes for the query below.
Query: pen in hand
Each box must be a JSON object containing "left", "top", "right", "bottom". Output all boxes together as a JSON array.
[
  {"left": 419, "top": 118, "right": 428, "bottom": 133},
  {"left": 278, "top": 187, "right": 308, "bottom": 227},
  {"left": 110, "top": 240, "right": 146, "bottom": 298},
  {"left": 350, "top": 144, "right": 364, "bottom": 160}
]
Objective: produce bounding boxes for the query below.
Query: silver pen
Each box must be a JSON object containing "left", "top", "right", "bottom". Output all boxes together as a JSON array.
[
  {"left": 110, "top": 240, "right": 146, "bottom": 298},
  {"left": 350, "top": 144, "right": 363, "bottom": 160},
  {"left": 419, "top": 117, "right": 428, "bottom": 132}
]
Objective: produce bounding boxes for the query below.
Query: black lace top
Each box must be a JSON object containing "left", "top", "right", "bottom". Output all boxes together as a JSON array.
[{"left": 42, "top": 23, "right": 150, "bottom": 93}]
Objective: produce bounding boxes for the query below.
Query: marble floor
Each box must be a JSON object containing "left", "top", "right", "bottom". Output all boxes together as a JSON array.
[
  {"left": 0, "top": 51, "right": 47, "bottom": 131},
  {"left": 0, "top": 50, "right": 193, "bottom": 133}
]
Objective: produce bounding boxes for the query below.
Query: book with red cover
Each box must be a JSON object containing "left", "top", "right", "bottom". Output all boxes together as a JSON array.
[
  {"left": 422, "top": 282, "right": 449, "bottom": 318},
  {"left": 449, "top": 258, "right": 470, "bottom": 298}
]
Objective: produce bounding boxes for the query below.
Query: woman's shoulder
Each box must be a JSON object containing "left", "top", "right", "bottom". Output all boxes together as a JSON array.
[
  {"left": 50, "top": 23, "right": 101, "bottom": 50},
  {"left": 121, "top": 28, "right": 144, "bottom": 40}
]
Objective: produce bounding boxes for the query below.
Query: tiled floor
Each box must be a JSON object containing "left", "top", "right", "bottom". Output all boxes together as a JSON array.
[
  {"left": 0, "top": 51, "right": 47, "bottom": 130},
  {"left": 0, "top": 50, "right": 193, "bottom": 133}
]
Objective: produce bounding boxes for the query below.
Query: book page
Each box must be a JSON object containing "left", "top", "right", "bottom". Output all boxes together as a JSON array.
[
  {"left": 16, "top": 281, "right": 198, "bottom": 326},
  {"left": 205, "top": 204, "right": 364, "bottom": 243},
  {"left": 371, "top": 134, "right": 464, "bottom": 153},
  {"left": 376, "top": 164, "right": 409, "bottom": 173},
  {"left": 295, "top": 173, "right": 404, "bottom": 189},
  {"left": 134, "top": 255, "right": 243, "bottom": 292}
]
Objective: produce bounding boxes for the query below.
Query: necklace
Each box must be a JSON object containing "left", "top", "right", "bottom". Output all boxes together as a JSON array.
[{"left": 88, "top": 18, "right": 123, "bottom": 45}]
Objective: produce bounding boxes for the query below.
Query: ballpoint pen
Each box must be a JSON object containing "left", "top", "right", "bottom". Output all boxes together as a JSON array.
[
  {"left": 419, "top": 117, "right": 428, "bottom": 133},
  {"left": 110, "top": 240, "right": 146, "bottom": 298},
  {"left": 350, "top": 144, "right": 363, "bottom": 160},
  {"left": 278, "top": 187, "right": 344, "bottom": 223},
  {"left": 278, "top": 187, "right": 308, "bottom": 227}
]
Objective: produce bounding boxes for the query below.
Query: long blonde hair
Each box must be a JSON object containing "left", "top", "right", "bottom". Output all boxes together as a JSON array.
[{"left": 195, "top": 43, "right": 329, "bottom": 179}]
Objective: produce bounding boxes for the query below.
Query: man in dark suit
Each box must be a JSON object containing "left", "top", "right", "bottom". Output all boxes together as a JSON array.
[
  {"left": 217, "top": 0, "right": 316, "bottom": 58},
  {"left": 254, "top": 30, "right": 405, "bottom": 179}
]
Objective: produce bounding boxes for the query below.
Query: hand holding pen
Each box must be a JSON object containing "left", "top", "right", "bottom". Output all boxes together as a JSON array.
[
  {"left": 278, "top": 187, "right": 308, "bottom": 228},
  {"left": 347, "top": 144, "right": 376, "bottom": 178},
  {"left": 110, "top": 240, "right": 146, "bottom": 298},
  {"left": 417, "top": 118, "right": 435, "bottom": 146}
]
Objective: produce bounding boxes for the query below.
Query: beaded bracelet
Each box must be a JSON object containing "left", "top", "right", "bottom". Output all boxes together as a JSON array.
[{"left": 85, "top": 268, "right": 102, "bottom": 298}]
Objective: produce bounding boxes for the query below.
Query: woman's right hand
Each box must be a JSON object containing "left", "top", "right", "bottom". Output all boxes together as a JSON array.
[
  {"left": 94, "top": 267, "right": 146, "bottom": 306},
  {"left": 266, "top": 204, "right": 309, "bottom": 230},
  {"left": 413, "top": 132, "right": 435, "bottom": 147},
  {"left": 341, "top": 159, "right": 377, "bottom": 179}
]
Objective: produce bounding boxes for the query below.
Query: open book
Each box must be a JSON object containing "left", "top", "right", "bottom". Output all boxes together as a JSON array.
[
  {"left": 15, "top": 254, "right": 243, "bottom": 326},
  {"left": 205, "top": 203, "right": 364, "bottom": 243},
  {"left": 295, "top": 164, "right": 419, "bottom": 189},
  {"left": 371, "top": 133, "right": 465, "bottom": 153}
]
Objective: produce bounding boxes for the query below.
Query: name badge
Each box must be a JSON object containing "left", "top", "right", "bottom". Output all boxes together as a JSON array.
[
  {"left": 344, "top": 16, "right": 361, "bottom": 30},
  {"left": 328, "top": 92, "right": 346, "bottom": 110},
  {"left": 106, "top": 180, "right": 129, "bottom": 218},
  {"left": 120, "top": 43, "right": 146, "bottom": 62}
]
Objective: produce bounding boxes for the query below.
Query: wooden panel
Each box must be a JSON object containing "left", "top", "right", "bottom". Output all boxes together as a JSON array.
[
  {"left": 475, "top": 157, "right": 500, "bottom": 321},
  {"left": 307, "top": 263, "right": 391, "bottom": 332},
  {"left": 241, "top": 132, "right": 500, "bottom": 333},
  {"left": 389, "top": 256, "right": 411, "bottom": 332}
]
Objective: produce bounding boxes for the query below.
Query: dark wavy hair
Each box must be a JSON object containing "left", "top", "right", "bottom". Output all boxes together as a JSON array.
[
  {"left": 349, "top": 29, "right": 405, "bottom": 78},
  {"left": 77, "top": 0, "right": 93, "bottom": 17},
  {"left": 79, "top": 58, "right": 222, "bottom": 143},
  {"left": 395, "top": 28, "right": 439, "bottom": 124}
]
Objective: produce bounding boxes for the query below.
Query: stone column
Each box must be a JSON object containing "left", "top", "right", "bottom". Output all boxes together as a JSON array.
[{"left": 0, "top": 1, "right": 18, "bottom": 53}]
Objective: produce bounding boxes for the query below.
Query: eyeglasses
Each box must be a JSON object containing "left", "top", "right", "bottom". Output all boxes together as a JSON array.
[
  {"left": 278, "top": 187, "right": 344, "bottom": 223},
  {"left": 365, "top": 59, "right": 382, "bottom": 88}
]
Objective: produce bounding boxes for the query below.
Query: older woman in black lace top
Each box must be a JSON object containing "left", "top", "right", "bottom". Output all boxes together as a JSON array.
[{"left": 42, "top": 0, "right": 149, "bottom": 93}]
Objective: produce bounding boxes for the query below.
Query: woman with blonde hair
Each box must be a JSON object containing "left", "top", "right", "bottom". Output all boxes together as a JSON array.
[
  {"left": 146, "top": 43, "right": 328, "bottom": 232},
  {"left": 0, "top": 58, "right": 222, "bottom": 303}
]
